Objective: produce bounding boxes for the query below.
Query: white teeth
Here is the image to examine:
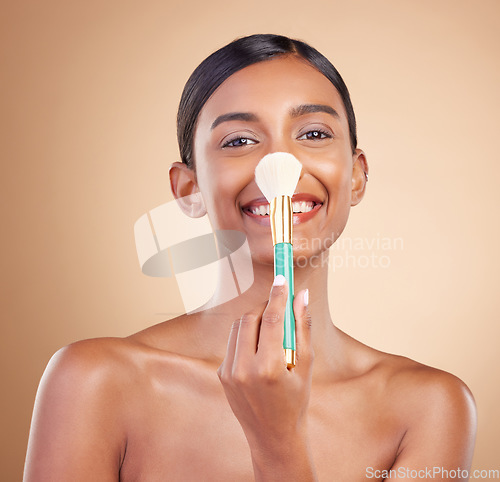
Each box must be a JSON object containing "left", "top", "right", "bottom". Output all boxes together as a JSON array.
[
  {"left": 250, "top": 204, "right": 270, "bottom": 216},
  {"left": 248, "top": 201, "right": 316, "bottom": 216},
  {"left": 292, "top": 201, "right": 314, "bottom": 213}
]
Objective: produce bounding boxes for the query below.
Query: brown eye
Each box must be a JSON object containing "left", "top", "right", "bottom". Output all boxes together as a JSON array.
[
  {"left": 298, "top": 129, "right": 331, "bottom": 141},
  {"left": 222, "top": 137, "right": 257, "bottom": 148}
]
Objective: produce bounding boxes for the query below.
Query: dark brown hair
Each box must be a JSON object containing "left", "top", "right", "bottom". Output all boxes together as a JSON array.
[{"left": 177, "top": 34, "right": 357, "bottom": 168}]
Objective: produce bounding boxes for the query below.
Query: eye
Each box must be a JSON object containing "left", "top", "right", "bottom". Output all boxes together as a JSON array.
[
  {"left": 297, "top": 129, "right": 332, "bottom": 141},
  {"left": 222, "top": 136, "right": 258, "bottom": 148}
]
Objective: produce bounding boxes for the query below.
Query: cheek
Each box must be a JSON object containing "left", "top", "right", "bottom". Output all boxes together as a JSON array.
[
  {"left": 196, "top": 158, "right": 250, "bottom": 229},
  {"left": 312, "top": 149, "right": 353, "bottom": 240},
  {"left": 314, "top": 147, "right": 353, "bottom": 203}
]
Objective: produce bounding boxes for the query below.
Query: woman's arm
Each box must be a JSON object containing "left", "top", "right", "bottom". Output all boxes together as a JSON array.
[
  {"left": 217, "top": 277, "right": 317, "bottom": 481},
  {"left": 24, "top": 340, "right": 127, "bottom": 482}
]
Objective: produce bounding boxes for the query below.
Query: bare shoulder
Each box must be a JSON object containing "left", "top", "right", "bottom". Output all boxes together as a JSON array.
[
  {"left": 25, "top": 333, "right": 203, "bottom": 481},
  {"left": 42, "top": 326, "right": 201, "bottom": 395},
  {"left": 25, "top": 338, "right": 138, "bottom": 480},
  {"left": 35, "top": 312, "right": 215, "bottom": 424},
  {"left": 31, "top": 337, "right": 147, "bottom": 439},
  {"left": 346, "top": 334, "right": 475, "bottom": 415},
  {"left": 41, "top": 337, "right": 143, "bottom": 393},
  {"left": 365, "top": 348, "right": 477, "bottom": 468},
  {"left": 49, "top": 336, "right": 134, "bottom": 366},
  {"left": 379, "top": 352, "right": 476, "bottom": 421},
  {"left": 343, "top": 341, "right": 477, "bottom": 471}
]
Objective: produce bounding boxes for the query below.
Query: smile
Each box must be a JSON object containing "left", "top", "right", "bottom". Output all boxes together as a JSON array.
[
  {"left": 249, "top": 200, "right": 316, "bottom": 216},
  {"left": 241, "top": 194, "right": 323, "bottom": 226}
]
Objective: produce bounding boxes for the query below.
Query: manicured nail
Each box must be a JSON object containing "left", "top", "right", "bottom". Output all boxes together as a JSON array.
[
  {"left": 273, "top": 274, "right": 286, "bottom": 286},
  {"left": 303, "top": 289, "right": 309, "bottom": 306}
]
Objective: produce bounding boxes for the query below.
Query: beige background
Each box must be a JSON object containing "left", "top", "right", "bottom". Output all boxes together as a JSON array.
[{"left": 1, "top": 0, "right": 499, "bottom": 479}]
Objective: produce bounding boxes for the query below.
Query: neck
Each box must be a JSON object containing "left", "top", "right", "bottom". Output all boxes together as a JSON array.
[{"left": 193, "top": 248, "right": 345, "bottom": 378}]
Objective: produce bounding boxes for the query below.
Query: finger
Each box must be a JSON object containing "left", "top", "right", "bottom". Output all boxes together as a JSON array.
[
  {"left": 217, "top": 320, "right": 240, "bottom": 381},
  {"left": 233, "top": 309, "right": 263, "bottom": 362},
  {"left": 256, "top": 275, "right": 288, "bottom": 362},
  {"left": 293, "top": 288, "right": 314, "bottom": 372}
]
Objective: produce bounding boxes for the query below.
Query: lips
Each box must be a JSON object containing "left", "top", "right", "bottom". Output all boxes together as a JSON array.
[{"left": 241, "top": 193, "right": 323, "bottom": 226}]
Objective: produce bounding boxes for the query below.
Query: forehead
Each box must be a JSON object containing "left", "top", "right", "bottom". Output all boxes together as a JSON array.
[{"left": 196, "top": 55, "right": 348, "bottom": 126}]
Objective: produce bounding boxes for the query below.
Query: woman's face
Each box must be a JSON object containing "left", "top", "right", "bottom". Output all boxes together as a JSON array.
[{"left": 191, "top": 55, "right": 366, "bottom": 266}]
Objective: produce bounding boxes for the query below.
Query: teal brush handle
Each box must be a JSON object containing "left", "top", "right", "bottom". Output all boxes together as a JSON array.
[{"left": 274, "top": 242, "right": 295, "bottom": 354}]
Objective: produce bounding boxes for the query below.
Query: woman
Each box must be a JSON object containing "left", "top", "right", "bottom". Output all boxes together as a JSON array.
[{"left": 24, "top": 34, "right": 476, "bottom": 481}]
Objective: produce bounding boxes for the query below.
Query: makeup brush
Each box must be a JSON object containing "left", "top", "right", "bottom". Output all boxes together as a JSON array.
[{"left": 254, "top": 152, "right": 302, "bottom": 368}]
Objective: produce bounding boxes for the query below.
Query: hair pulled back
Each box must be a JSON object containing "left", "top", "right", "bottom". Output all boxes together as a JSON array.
[{"left": 177, "top": 34, "right": 357, "bottom": 168}]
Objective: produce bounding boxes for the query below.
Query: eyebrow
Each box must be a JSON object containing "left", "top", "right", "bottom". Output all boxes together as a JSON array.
[
  {"left": 290, "top": 103, "right": 340, "bottom": 119},
  {"left": 210, "top": 103, "right": 340, "bottom": 130},
  {"left": 211, "top": 112, "right": 259, "bottom": 130}
]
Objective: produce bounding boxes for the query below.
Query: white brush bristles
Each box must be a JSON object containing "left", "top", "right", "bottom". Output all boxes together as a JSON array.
[{"left": 254, "top": 152, "right": 302, "bottom": 202}]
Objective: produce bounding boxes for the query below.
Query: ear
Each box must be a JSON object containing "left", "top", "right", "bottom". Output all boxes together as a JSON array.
[
  {"left": 169, "top": 162, "right": 207, "bottom": 218},
  {"left": 351, "top": 149, "right": 368, "bottom": 207}
]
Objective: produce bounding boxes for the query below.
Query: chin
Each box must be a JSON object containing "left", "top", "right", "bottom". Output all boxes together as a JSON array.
[
  {"left": 246, "top": 243, "right": 275, "bottom": 267},
  {"left": 246, "top": 236, "right": 332, "bottom": 273}
]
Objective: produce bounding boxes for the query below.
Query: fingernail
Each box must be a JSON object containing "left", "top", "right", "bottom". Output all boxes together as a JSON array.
[
  {"left": 303, "top": 289, "right": 309, "bottom": 306},
  {"left": 273, "top": 274, "right": 286, "bottom": 286}
]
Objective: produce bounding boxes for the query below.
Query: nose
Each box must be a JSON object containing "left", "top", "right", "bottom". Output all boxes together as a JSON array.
[
  {"left": 259, "top": 143, "right": 306, "bottom": 184},
  {"left": 261, "top": 131, "right": 304, "bottom": 160},
  {"left": 265, "top": 137, "right": 298, "bottom": 158}
]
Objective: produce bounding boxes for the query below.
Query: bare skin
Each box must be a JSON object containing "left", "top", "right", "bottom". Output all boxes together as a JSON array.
[{"left": 24, "top": 56, "right": 477, "bottom": 481}]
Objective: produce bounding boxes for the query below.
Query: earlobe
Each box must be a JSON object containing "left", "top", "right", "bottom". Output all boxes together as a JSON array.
[
  {"left": 351, "top": 149, "right": 368, "bottom": 207},
  {"left": 169, "top": 162, "right": 207, "bottom": 218}
]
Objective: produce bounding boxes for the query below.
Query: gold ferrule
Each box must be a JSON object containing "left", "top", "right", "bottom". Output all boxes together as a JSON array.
[
  {"left": 285, "top": 349, "right": 296, "bottom": 369},
  {"left": 270, "top": 196, "right": 292, "bottom": 245}
]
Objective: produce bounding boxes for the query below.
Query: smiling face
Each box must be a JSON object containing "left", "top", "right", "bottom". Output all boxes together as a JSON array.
[{"left": 175, "top": 55, "right": 367, "bottom": 267}]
